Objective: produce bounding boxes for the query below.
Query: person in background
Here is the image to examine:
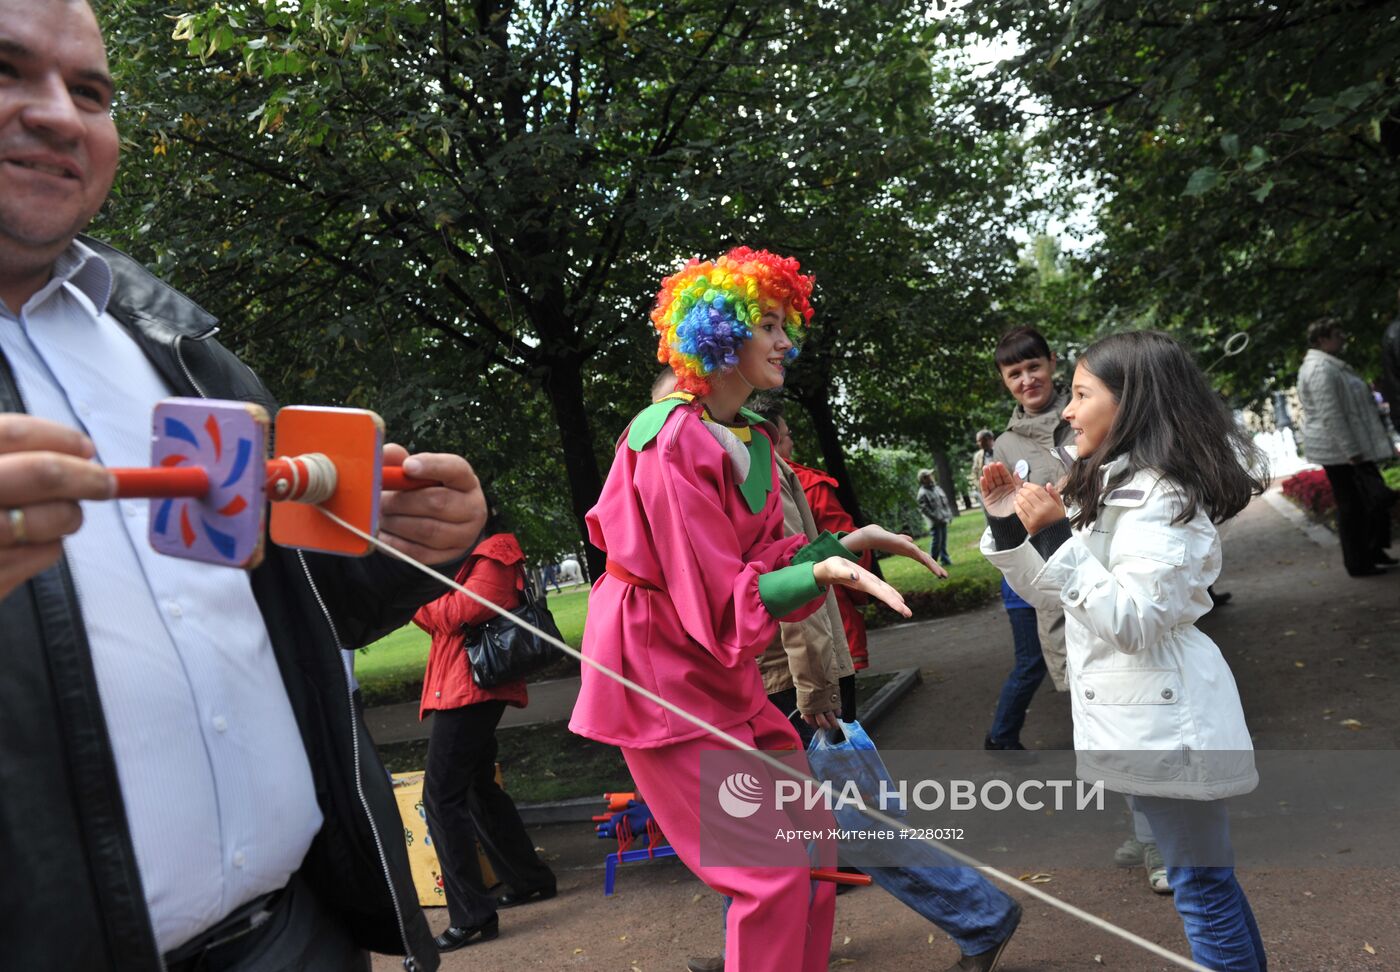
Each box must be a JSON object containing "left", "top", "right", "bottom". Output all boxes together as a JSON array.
[
  {"left": 412, "top": 505, "right": 557, "bottom": 952},
  {"left": 984, "top": 327, "right": 1072, "bottom": 761},
  {"left": 917, "top": 468, "right": 955, "bottom": 566},
  {"left": 1381, "top": 287, "right": 1400, "bottom": 438},
  {"left": 970, "top": 428, "right": 995, "bottom": 506},
  {"left": 1296, "top": 318, "right": 1397, "bottom": 576}
]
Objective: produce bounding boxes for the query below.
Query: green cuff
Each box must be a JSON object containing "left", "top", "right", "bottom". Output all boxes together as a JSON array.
[
  {"left": 759, "top": 564, "right": 822, "bottom": 619},
  {"left": 789, "top": 531, "right": 857, "bottom": 567}
]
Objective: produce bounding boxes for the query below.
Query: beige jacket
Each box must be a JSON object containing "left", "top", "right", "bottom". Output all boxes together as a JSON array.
[
  {"left": 757, "top": 458, "right": 853, "bottom": 714},
  {"left": 992, "top": 387, "right": 1075, "bottom": 691}
]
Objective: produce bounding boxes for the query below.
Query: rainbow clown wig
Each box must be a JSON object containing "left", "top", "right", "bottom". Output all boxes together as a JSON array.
[{"left": 650, "top": 246, "right": 815, "bottom": 396}]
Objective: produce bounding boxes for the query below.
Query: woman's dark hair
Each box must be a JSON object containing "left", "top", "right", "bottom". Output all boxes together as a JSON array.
[
  {"left": 994, "top": 326, "right": 1054, "bottom": 370},
  {"left": 1306, "top": 317, "right": 1344, "bottom": 348},
  {"left": 479, "top": 487, "right": 509, "bottom": 539},
  {"left": 1061, "top": 331, "right": 1267, "bottom": 529}
]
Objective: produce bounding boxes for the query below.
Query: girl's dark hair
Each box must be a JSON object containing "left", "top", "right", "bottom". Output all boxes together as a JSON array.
[
  {"left": 479, "top": 487, "right": 509, "bottom": 539},
  {"left": 994, "top": 326, "right": 1054, "bottom": 370},
  {"left": 1061, "top": 331, "right": 1267, "bottom": 529}
]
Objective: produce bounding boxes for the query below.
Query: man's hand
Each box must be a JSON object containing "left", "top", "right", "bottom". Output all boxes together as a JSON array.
[
  {"left": 0, "top": 415, "right": 116, "bottom": 599},
  {"left": 802, "top": 709, "right": 842, "bottom": 731},
  {"left": 813, "top": 556, "right": 911, "bottom": 618},
  {"left": 1013, "top": 482, "right": 1067, "bottom": 536},
  {"left": 378, "top": 444, "right": 487, "bottom": 565},
  {"left": 840, "top": 524, "right": 949, "bottom": 578},
  {"left": 978, "top": 462, "right": 1023, "bottom": 518}
]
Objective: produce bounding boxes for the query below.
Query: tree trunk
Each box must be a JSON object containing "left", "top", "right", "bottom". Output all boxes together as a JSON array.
[
  {"left": 540, "top": 353, "right": 607, "bottom": 580},
  {"left": 799, "top": 390, "right": 866, "bottom": 527},
  {"left": 931, "top": 447, "right": 959, "bottom": 517}
]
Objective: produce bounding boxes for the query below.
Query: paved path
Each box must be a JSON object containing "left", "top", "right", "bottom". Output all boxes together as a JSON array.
[{"left": 372, "top": 488, "right": 1400, "bottom": 971}]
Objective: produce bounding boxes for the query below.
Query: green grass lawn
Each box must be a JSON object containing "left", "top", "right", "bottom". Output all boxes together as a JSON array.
[{"left": 356, "top": 512, "right": 1000, "bottom": 704}]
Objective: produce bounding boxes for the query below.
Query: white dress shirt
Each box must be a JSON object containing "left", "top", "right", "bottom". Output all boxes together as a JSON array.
[{"left": 0, "top": 243, "right": 323, "bottom": 953}]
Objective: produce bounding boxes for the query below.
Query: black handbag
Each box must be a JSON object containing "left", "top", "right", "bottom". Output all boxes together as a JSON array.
[{"left": 464, "top": 569, "right": 565, "bottom": 688}]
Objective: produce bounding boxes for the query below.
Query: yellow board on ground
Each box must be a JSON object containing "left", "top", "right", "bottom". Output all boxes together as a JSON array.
[{"left": 391, "top": 770, "right": 499, "bottom": 908}]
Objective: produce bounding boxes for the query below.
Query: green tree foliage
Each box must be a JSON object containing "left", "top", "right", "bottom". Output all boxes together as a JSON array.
[
  {"left": 956, "top": 1, "right": 1400, "bottom": 400},
  {"left": 97, "top": 1, "right": 1031, "bottom": 564}
]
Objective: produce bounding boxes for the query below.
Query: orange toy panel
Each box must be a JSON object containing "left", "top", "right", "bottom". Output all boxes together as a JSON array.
[{"left": 270, "top": 406, "right": 385, "bottom": 556}]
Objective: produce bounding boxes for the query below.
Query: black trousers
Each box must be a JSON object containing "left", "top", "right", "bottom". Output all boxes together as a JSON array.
[
  {"left": 1322, "top": 462, "right": 1393, "bottom": 574},
  {"left": 423, "top": 701, "right": 555, "bottom": 928}
]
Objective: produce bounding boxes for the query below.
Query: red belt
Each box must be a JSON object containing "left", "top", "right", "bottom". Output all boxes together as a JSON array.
[{"left": 606, "top": 561, "right": 659, "bottom": 591}]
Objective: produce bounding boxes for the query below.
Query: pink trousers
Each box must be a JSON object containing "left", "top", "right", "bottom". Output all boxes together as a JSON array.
[{"left": 622, "top": 704, "right": 835, "bottom": 972}]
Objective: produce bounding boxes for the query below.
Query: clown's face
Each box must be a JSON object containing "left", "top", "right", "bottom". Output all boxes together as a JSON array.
[{"left": 736, "top": 301, "right": 793, "bottom": 390}]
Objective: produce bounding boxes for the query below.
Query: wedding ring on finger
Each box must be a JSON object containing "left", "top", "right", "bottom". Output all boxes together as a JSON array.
[{"left": 7, "top": 507, "right": 28, "bottom": 545}]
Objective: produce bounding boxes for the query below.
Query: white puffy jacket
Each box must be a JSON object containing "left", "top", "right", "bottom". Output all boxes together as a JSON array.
[{"left": 980, "top": 459, "right": 1258, "bottom": 800}]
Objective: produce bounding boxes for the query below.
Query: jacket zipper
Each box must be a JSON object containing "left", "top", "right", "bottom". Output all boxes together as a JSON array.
[
  {"left": 297, "top": 551, "right": 419, "bottom": 969},
  {"left": 179, "top": 335, "right": 420, "bottom": 969}
]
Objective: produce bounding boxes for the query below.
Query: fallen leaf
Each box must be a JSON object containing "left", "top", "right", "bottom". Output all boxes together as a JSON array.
[
  {"left": 1294, "top": 661, "right": 1305, "bottom": 668},
  {"left": 1340, "top": 718, "right": 1365, "bottom": 730},
  {"left": 692, "top": 894, "right": 704, "bottom": 904},
  {"left": 1303, "top": 891, "right": 1313, "bottom": 897},
  {"left": 574, "top": 948, "right": 585, "bottom": 955},
  {"left": 929, "top": 934, "right": 936, "bottom": 944},
  {"left": 832, "top": 961, "right": 856, "bottom": 967},
  {"left": 1019, "top": 872, "right": 1053, "bottom": 884},
  {"left": 1094, "top": 955, "right": 1103, "bottom": 964},
  {"left": 1364, "top": 942, "right": 1376, "bottom": 955},
  {"left": 843, "top": 936, "right": 852, "bottom": 945},
  {"left": 1284, "top": 630, "right": 1297, "bottom": 636},
  {"left": 619, "top": 935, "right": 628, "bottom": 942},
  {"left": 1323, "top": 709, "right": 1334, "bottom": 715}
]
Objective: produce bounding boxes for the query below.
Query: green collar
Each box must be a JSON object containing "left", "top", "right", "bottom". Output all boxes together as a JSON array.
[{"left": 625, "top": 393, "right": 774, "bottom": 514}]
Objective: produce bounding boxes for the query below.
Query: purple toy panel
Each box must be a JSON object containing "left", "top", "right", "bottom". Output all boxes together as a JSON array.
[{"left": 148, "top": 398, "right": 269, "bottom": 569}]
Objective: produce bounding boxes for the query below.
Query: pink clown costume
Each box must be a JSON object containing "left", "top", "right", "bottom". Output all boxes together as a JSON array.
[{"left": 570, "top": 394, "right": 854, "bottom": 972}]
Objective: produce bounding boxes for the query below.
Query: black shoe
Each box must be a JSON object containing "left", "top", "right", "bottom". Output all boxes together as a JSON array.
[
  {"left": 984, "top": 736, "right": 1038, "bottom": 765},
  {"left": 945, "top": 901, "right": 1021, "bottom": 971},
  {"left": 1348, "top": 566, "right": 1388, "bottom": 577},
  {"left": 1208, "top": 588, "right": 1232, "bottom": 606},
  {"left": 434, "top": 916, "right": 499, "bottom": 951},
  {"left": 1375, "top": 552, "right": 1399, "bottom": 566},
  {"left": 496, "top": 885, "right": 556, "bottom": 909}
]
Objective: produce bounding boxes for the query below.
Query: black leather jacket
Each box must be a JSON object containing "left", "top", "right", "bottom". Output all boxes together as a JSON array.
[{"left": 0, "top": 239, "right": 443, "bottom": 970}]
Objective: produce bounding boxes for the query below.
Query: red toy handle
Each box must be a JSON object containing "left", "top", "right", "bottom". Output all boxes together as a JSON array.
[
  {"left": 112, "top": 462, "right": 436, "bottom": 501},
  {"left": 381, "top": 467, "right": 436, "bottom": 491},
  {"left": 112, "top": 466, "right": 211, "bottom": 498},
  {"left": 810, "top": 868, "right": 872, "bottom": 886}
]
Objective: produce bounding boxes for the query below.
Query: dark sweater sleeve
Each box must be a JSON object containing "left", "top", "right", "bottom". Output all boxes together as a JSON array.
[
  {"left": 986, "top": 512, "right": 1028, "bottom": 551},
  {"left": 1029, "top": 518, "right": 1074, "bottom": 560}
]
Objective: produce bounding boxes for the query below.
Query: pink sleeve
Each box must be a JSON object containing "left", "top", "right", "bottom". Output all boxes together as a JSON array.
[{"left": 633, "top": 417, "right": 809, "bottom": 669}]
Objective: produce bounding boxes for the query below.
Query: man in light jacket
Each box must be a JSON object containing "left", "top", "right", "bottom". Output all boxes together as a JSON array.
[{"left": 1297, "top": 318, "right": 1397, "bottom": 577}]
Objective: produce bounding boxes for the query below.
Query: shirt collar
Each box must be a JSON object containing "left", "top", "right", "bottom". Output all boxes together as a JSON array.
[{"left": 53, "top": 240, "right": 114, "bottom": 316}]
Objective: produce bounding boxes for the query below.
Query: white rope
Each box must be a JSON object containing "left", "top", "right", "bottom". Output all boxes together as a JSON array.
[{"left": 316, "top": 505, "right": 1211, "bottom": 972}]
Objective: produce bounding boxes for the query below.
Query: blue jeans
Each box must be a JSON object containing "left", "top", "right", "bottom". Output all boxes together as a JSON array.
[
  {"left": 929, "top": 523, "right": 951, "bottom": 564},
  {"left": 1129, "top": 796, "right": 1267, "bottom": 971},
  {"left": 986, "top": 607, "right": 1046, "bottom": 747}
]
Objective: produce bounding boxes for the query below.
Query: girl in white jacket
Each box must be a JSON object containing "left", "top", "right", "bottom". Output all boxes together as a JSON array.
[{"left": 979, "top": 330, "right": 1268, "bottom": 972}]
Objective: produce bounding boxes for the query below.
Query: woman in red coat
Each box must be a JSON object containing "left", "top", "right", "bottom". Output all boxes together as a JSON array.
[{"left": 414, "top": 521, "right": 557, "bottom": 951}]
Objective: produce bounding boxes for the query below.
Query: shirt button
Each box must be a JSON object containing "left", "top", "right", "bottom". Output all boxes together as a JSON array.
[
  {"left": 213, "top": 716, "right": 228, "bottom": 733},
  {"left": 1161, "top": 688, "right": 1174, "bottom": 700},
  {"left": 434, "top": 691, "right": 441, "bottom": 698},
  {"left": 1067, "top": 589, "right": 1080, "bottom": 600},
  {"left": 1084, "top": 688, "right": 1096, "bottom": 700},
  {"left": 232, "top": 851, "right": 246, "bottom": 869},
  {"left": 168, "top": 601, "right": 182, "bottom": 618}
]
